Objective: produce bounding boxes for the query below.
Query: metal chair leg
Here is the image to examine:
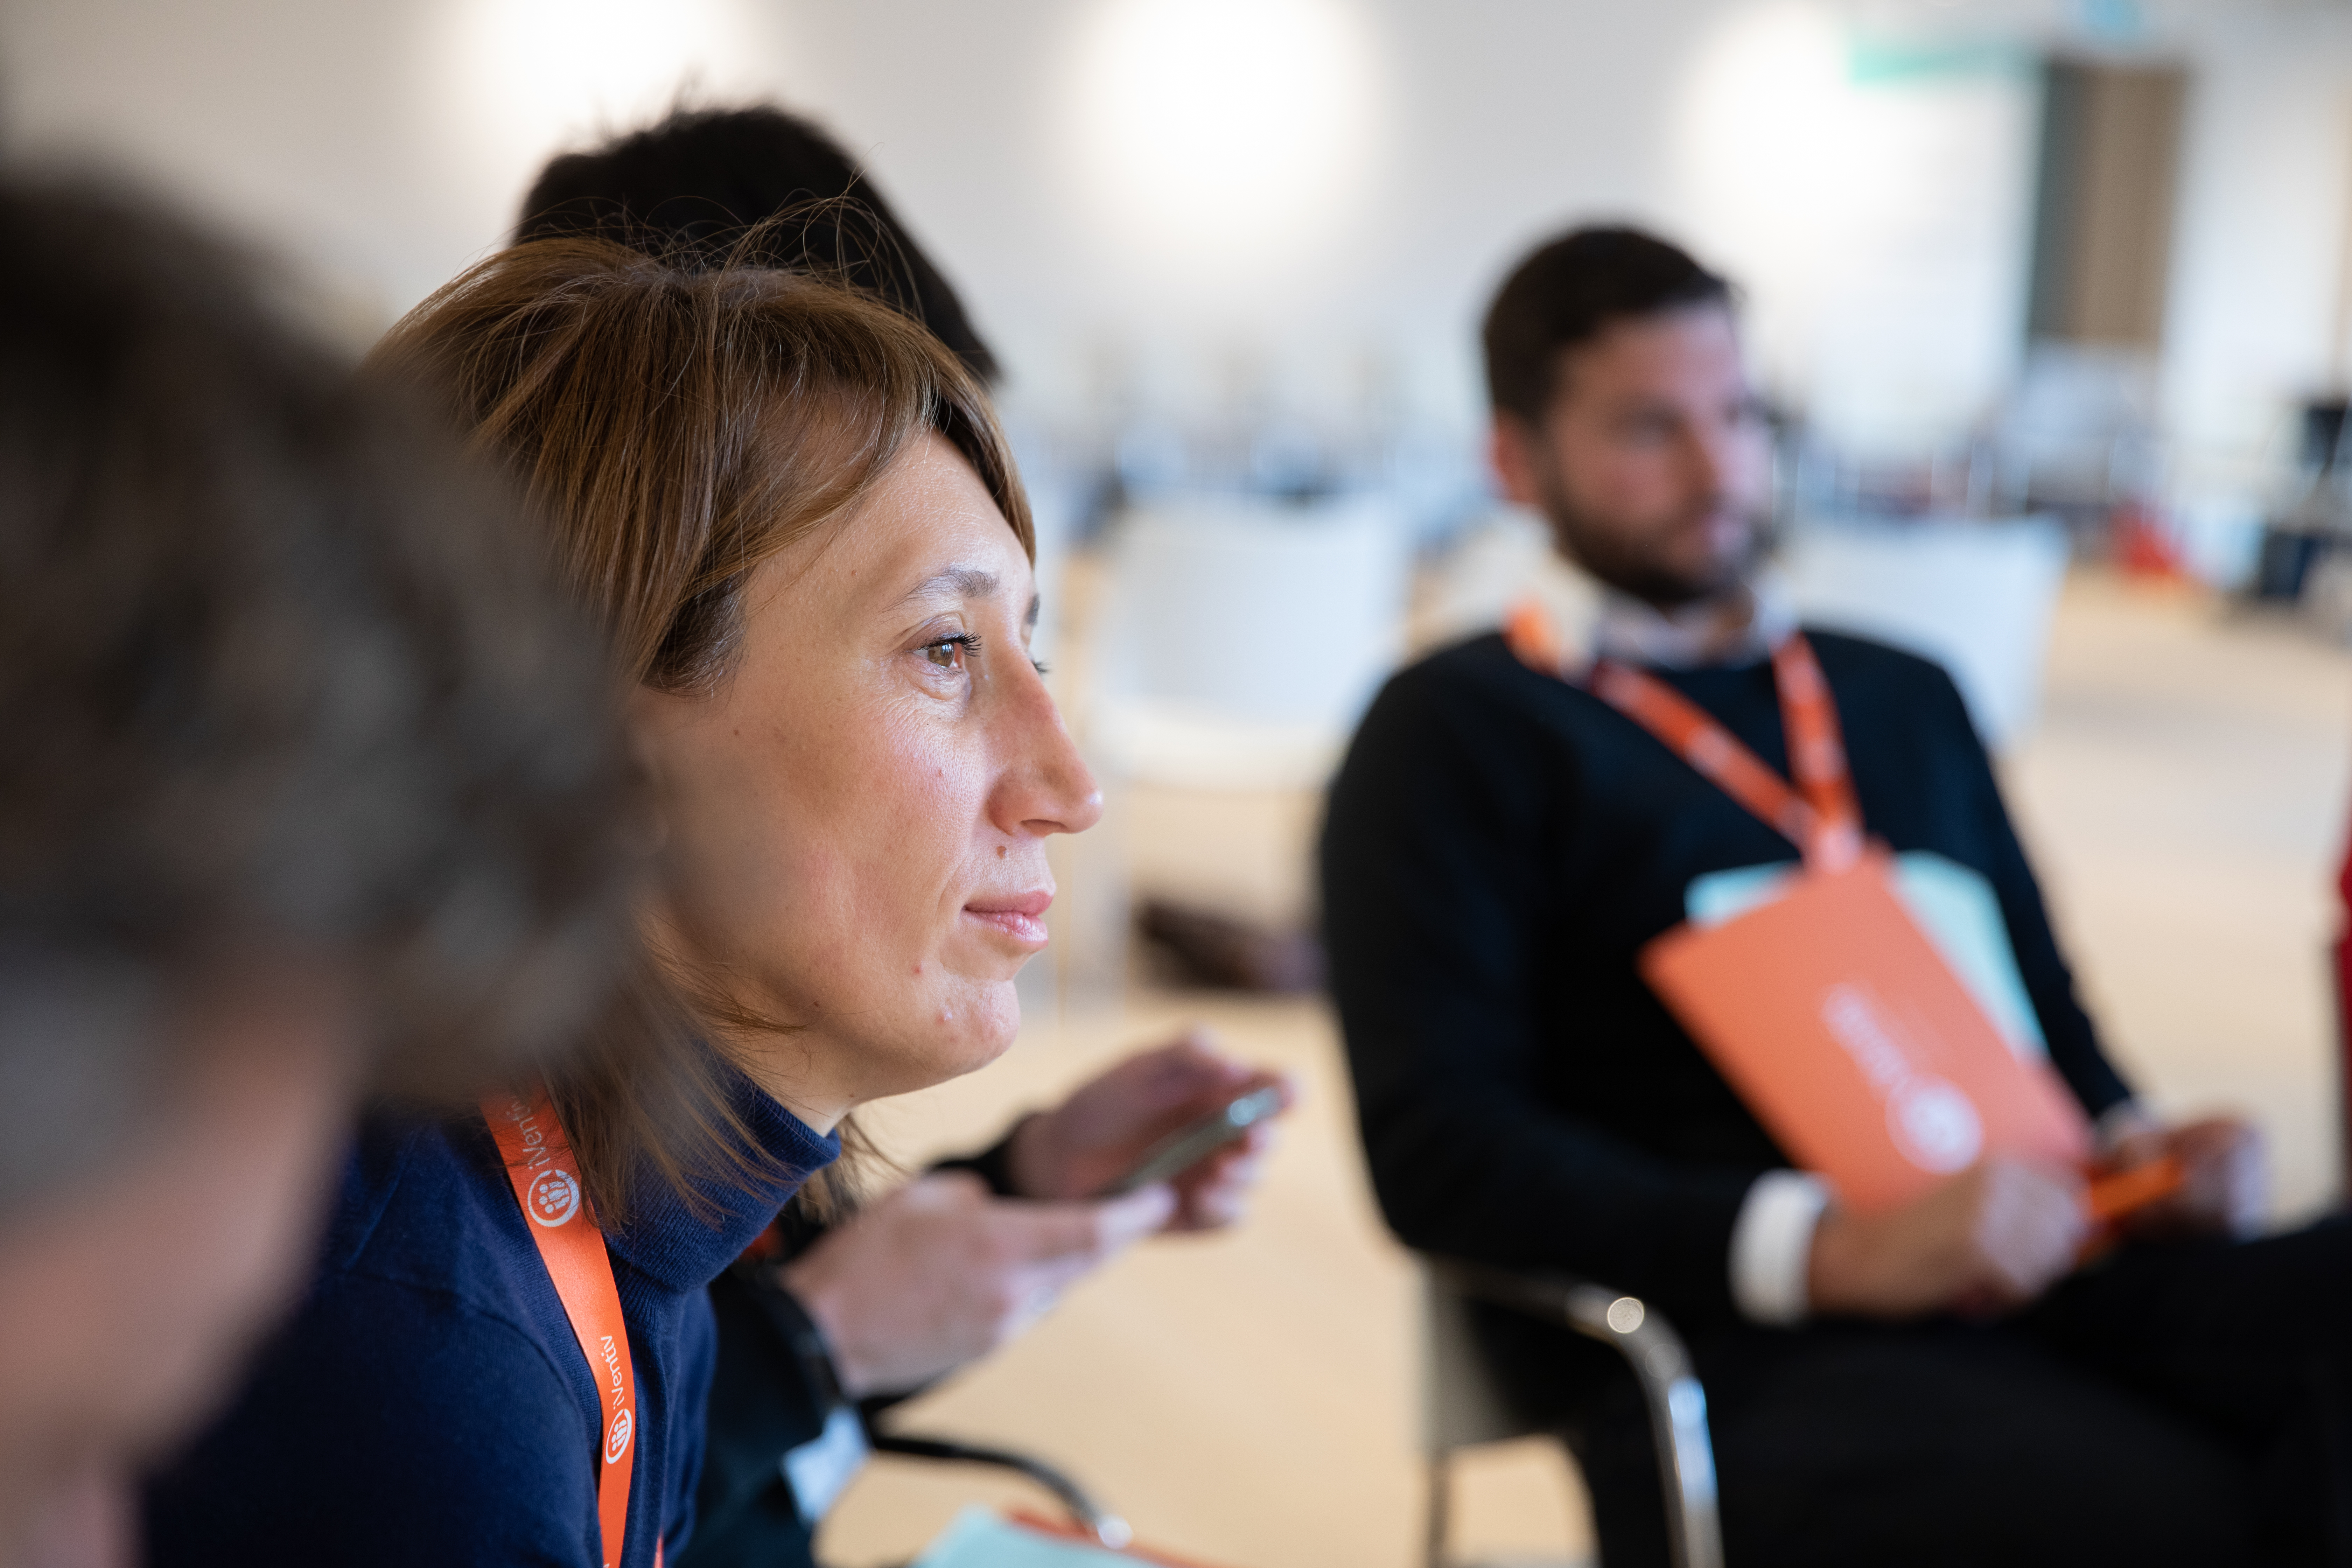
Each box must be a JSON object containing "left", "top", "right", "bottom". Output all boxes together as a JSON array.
[
  {"left": 1425, "top": 1450, "right": 1452, "bottom": 1568},
  {"left": 1434, "top": 1263, "right": 1724, "bottom": 1568},
  {"left": 1555, "top": 1285, "right": 1721, "bottom": 1568}
]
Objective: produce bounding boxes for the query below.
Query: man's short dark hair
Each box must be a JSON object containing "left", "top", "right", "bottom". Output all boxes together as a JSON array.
[
  {"left": 0, "top": 177, "right": 636, "bottom": 1211},
  {"left": 1482, "top": 225, "right": 1733, "bottom": 424},
  {"left": 518, "top": 104, "right": 999, "bottom": 383}
]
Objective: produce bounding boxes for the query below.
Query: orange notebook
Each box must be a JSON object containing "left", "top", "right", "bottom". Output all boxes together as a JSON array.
[{"left": 1640, "top": 851, "right": 2091, "bottom": 1213}]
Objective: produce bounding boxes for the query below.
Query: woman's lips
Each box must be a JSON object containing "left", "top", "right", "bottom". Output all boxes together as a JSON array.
[{"left": 964, "top": 889, "right": 1053, "bottom": 948}]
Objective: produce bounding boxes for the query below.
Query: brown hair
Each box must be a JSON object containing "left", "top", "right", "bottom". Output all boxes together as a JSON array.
[
  {"left": 369, "top": 233, "right": 1030, "bottom": 1225},
  {"left": 0, "top": 179, "right": 637, "bottom": 1216},
  {"left": 1483, "top": 225, "right": 1733, "bottom": 425}
]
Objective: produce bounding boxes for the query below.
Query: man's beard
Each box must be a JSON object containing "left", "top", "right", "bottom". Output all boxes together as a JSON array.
[{"left": 1535, "top": 471, "right": 1768, "bottom": 609}]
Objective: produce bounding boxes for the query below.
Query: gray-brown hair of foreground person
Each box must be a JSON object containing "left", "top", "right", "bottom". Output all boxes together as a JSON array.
[
  {"left": 0, "top": 178, "right": 639, "bottom": 1219},
  {"left": 367, "top": 232, "right": 1032, "bottom": 1225}
]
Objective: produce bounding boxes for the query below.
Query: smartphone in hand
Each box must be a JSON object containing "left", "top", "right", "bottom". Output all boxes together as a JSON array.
[{"left": 1096, "top": 1085, "right": 1284, "bottom": 1197}]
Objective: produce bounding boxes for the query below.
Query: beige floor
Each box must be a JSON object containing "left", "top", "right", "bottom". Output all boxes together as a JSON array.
[
  {"left": 814, "top": 573, "right": 2352, "bottom": 1568},
  {"left": 2004, "top": 576, "right": 2352, "bottom": 1221}
]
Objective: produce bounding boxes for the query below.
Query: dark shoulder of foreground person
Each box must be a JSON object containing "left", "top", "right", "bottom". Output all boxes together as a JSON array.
[{"left": 145, "top": 1109, "right": 600, "bottom": 1567}]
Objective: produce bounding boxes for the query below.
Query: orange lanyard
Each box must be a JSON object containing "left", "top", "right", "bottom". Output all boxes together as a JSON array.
[
  {"left": 484, "top": 1091, "right": 648, "bottom": 1568},
  {"left": 1504, "top": 601, "right": 1863, "bottom": 872}
]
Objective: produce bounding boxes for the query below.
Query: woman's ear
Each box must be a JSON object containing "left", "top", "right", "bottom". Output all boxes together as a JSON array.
[{"left": 621, "top": 685, "right": 672, "bottom": 856}]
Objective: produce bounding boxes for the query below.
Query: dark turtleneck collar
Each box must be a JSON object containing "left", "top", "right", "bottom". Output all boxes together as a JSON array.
[{"left": 601, "top": 1050, "right": 841, "bottom": 1295}]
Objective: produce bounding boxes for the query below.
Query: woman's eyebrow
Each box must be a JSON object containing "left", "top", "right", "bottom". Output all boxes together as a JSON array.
[{"left": 899, "top": 565, "right": 1000, "bottom": 606}]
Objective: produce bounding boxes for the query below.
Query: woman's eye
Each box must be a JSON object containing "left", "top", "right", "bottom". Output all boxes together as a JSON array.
[{"left": 919, "top": 636, "right": 973, "bottom": 671}]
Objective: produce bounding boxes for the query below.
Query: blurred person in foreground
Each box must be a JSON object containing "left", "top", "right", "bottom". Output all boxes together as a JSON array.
[
  {"left": 0, "top": 177, "right": 631, "bottom": 1566},
  {"left": 1323, "top": 225, "right": 2352, "bottom": 1566},
  {"left": 519, "top": 105, "right": 1293, "bottom": 1567}
]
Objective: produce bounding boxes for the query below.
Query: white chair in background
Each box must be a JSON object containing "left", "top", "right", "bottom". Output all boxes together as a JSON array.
[
  {"left": 1782, "top": 516, "right": 2071, "bottom": 750},
  {"left": 1423, "top": 511, "right": 2071, "bottom": 752},
  {"left": 1089, "top": 495, "right": 1413, "bottom": 791}
]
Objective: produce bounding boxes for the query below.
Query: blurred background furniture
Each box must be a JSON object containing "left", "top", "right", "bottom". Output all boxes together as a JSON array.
[
  {"left": 1090, "top": 495, "right": 1413, "bottom": 793},
  {"left": 1783, "top": 515, "right": 2072, "bottom": 749},
  {"left": 1419, "top": 510, "right": 2072, "bottom": 751}
]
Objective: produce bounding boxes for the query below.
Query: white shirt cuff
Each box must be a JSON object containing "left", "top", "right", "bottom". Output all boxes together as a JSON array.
[{"left": 1729, "top": 1170, "right": 1833, "bottom": 1326}]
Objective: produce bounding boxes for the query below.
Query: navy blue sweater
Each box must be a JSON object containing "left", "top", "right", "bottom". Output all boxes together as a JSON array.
[
  {"left": 147, "top": 1066, "right": 836, "bottom": 1567},
  {"left": 1321, "top": 630, "right": 2132, "bottom": 1334}
]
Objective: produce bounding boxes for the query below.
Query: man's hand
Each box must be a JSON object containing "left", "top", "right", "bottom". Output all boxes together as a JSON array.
[
  {"left": 2106, "top": 1115, "right": 2267, "bottom": 1241},
  {"left": 779, "top": 1172, "right": 1172, "bottom": 1399},
  {"left": 1005, "top": 1030, "right": 1297, "bottom": 1231},
  {"left": 1807, "top": 1157, "right": 2087, "bottom": 1320}
]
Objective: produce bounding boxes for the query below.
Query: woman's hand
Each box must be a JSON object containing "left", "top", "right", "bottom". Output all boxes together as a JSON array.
[
  {"left": 779, "top": 1034, "right": 1295, "bottom": 1398},
  {"left": 780, "top": 1172, "right": 1171, "bottom": 1399},
  {"left": 1004, "top": 1030, "right": 1297, "bottom": 1230}
]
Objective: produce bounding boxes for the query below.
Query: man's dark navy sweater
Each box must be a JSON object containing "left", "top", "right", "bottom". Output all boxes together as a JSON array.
[
  {"left": 146, "top": 1065, "right": 836, "bottom": 1567},
  {"left": 1320, "top": 629, "right": 2132, "bottom": 1335}
]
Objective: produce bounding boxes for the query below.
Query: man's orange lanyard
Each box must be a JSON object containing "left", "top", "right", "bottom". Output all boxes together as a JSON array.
[
  {"left": 1504, "top": 601, "right": 1863, "bottom": 872},
  {"left": 483, "top": 1090, "right": 653, "bottom": 1568},
  {"left": 1505, "top": 601, "right": 2189, "bottom": 1222}
]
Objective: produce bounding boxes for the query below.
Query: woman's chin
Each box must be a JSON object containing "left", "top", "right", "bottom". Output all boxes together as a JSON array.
[
  {"left": 955, "top": 980, "right": 1024, "bottom": 1066},
  {"left": 904, "top": 977, "right": 1021, "bottom": 1088}
]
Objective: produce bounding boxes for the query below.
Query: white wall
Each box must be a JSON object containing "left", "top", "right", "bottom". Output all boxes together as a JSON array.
[
  {"left": 1664, "top": 4, "right": 2043, "bottom": 455},
  {"left": 621, "top": 0, "right": 1753, "bottom": 435},
  {"left": 2163, "top": 5, "right": 2352, "bottom": 483},
  {"left": 0, "top": 0, "right": 804, "bottom": 337},
  {"left": 7, "top": 0, "right": 2352, "bottom": 480},
  {"left": 0, "top": 0, "right": 1732, "bottom": 433}
]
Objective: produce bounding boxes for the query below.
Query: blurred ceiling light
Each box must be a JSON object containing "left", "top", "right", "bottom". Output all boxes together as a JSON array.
[
  {"left": 1675, "top": 2, "right": 1858, "bottom": 262},
  {"left": 438, "top": 0, "right": 763, "bottom": 209},
  {"left": 1062, "top": 0, "right": 1378, "bottom": 284},
  {"left": 1672, "top": 0, "right": 2038, "bottom": 453},
  {"left": 1671, "top": 2, "right": 1916, "bottom": 400}
]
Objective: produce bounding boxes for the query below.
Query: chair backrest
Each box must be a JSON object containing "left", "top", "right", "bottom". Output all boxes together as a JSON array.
[
  {"left": 1782, "top": 515, "right": 2070, "bottom": 750},
  {"left": 1417, "top": 1259, "right": 1725, "bottom": 1568},
  {"left": 1090, "top": 496, "right": 1412, "bottom": 791},
  {"left": 1420, "top": 1260, "right": 1542, "bottom": 1455}
]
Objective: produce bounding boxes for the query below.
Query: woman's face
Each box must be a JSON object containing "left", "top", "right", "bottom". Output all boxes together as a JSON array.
[{"left": 630, "top": 434, "right": 1100, "bottom": 1128}]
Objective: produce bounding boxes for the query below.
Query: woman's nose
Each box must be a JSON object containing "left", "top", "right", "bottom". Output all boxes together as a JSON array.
[{"left": 992, "top": 667, "right": 1103, "bottom": 839}]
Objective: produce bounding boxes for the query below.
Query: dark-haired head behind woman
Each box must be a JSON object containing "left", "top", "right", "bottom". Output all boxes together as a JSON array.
[
  {"left": 146, "top": 239, "right": 1099, "bottom": 1568},
  {"left": 518, "top": 103, "right": 999, "bottom": 382}
]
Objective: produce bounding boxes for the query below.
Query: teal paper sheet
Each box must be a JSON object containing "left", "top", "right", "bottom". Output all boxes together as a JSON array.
[
  {"left": 1685, "top": 852, "right": 2047, "bottom": 1060},
  {"left": 911, "top": 1508, "right": 1137, "bottom": 1568}
]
